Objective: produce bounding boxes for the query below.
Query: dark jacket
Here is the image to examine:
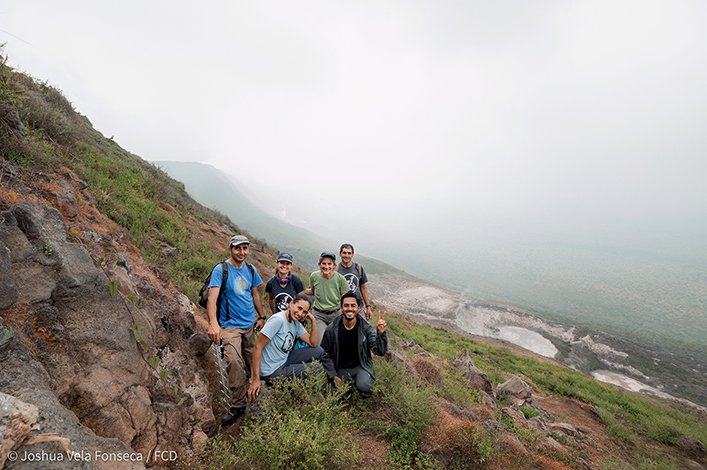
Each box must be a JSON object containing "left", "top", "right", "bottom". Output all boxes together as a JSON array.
[{"left": 321, "top": 314, "right": 388, "bottom": 380}]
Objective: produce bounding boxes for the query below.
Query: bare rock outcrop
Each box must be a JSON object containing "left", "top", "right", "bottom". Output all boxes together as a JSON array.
[
  {"left": 11, "top": 203, "right": 101, "bottom": 288},
  {"left": 677, "top": 436, "right": 706, "bottom": 466},
  {"left": 497, "top": 376, "right": 533, "bottom": 406},
  {"left": 547, "top": 422, "right": 579, "bottom": 437},
  {"left": 536, "top": 435, "right": 568, "bottom": 457},
  {"left": 1, "top": 327, "right": 143, "bottom": 469},
  {"left": 0, "top": 103, "right": 30, "bottom": 149},
  {"left": 501, "top": 406, "right": 526, "bottom": 427},
  {"left": 0, "top": 245, "right": 18, "bottom": 309},
  {"left": 451, "top": 349, "right": 493, "bottom": 395},
  {"left": 43, "top": 179, "right": 79, "bottom": 220},
  {"left": 0, "top": 392, "right": 38, "bottom": 468},
  {"left": 0, "top": 200, "right": 215, "bottom": 466}
]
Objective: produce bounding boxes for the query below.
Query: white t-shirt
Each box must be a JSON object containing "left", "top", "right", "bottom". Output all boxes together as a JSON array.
[{"left": 259, "top": 311, "right": 307, "bottom": 376}]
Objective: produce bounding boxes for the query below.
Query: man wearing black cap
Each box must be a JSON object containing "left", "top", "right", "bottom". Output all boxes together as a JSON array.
[{"left": 206, "top": 234, "right": 266, "bottom": 426}]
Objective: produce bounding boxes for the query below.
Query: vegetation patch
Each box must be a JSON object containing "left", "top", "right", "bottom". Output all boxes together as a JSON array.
[
  {"left": 221, "top": 372, "right": 360, "bottom": 469},
  {"left": 357, "top": 357, "right": 436, "bottom": 468},
  {"left": 386, "top": 313, "right": 707, "bottom": 449},
  {"left": 439, "top": 366, "right": 481, "bottom": 409},
  {"left": 519, "top": 405, "right": 541, "bottom": 419}
]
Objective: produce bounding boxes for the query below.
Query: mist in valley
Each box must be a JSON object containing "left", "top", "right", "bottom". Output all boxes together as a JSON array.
[
  {"left": 235, "top": 171, "right": 707, "bottom": 362},
  {"left": 4, "top": 0, "right": 706, "bottom": 367}
]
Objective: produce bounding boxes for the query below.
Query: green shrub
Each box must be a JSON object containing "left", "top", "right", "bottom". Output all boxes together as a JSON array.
[
  {"left": 519, "top": 405, "right": 540, "bottom": 419},
  {"left": 591, "top": 406, "right": 632, "bottom": 444},
  {"left": 363, "top": 357, "right": 435, "bottom": 439},
  {"left": 642, "top": 415, "right": 683, "bottom": 445},
  {"left": 0, "top": 45, "right": 22, "bottom": 107},
  {"left": 3, "top": 147, "right": 31, "bottom": 166},
  {"left": 471, "top": 427, "right": 499, "bottom": 465},
  {"left": 439, "top": 367, "right": 480, "bottom": 408},
  {"left": 231, "top": 372, "right": 360, "bottom": 469},
  {"left": 388, "top": 427, "right": 439, "bottom": 469},
  {"left": 357, "top": 357, "right": 436, "bottom": 467},
  {"left": 108, "top": 279, "right": 120, "bottom": 297},
  {"left": 635, "top": 457, "right": 680, "bottom": 470},
  {"left": 19, "top": 88, "right": 77, "bottom": 145},
  {"left": 206, "top": 433, "right": 239, "bottom": 470}
]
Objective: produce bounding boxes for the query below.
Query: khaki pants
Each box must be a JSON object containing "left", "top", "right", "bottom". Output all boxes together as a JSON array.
[{"left": 221, "top": 326, "right": 255, "bottom": 408}]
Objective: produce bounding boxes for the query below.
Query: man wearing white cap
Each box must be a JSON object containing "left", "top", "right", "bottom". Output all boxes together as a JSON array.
[{"left": 206, "top": 234, "right": 266, "bottom": 426}]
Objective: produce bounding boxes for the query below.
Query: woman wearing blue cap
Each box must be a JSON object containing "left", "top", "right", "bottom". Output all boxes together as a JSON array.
[
  {"left": 265, "top": 252, "right": 306, "bottom": 314},
  {"left": 265, "top": 252, "right": 308, "bottom": 348}
]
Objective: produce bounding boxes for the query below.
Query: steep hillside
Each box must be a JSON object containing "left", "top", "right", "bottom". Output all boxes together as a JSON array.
[
  {"left": 156, "top": 160, "right": 411, "bottom": 277},
  {"left": 154, "top": 160, "right": 330, "bottom": 268},
  {"left": 1, "top": 49, "right": 705, "bottom": 470}
]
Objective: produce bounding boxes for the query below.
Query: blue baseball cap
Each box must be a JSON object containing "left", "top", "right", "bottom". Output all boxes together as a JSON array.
[{"left": 277, "top": 252, "right": 293, "bottom": 263}]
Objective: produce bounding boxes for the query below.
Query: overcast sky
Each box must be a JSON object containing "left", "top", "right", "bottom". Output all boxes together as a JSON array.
[{"left": 3, "top": 0, "right": 707, "bottom": 249}]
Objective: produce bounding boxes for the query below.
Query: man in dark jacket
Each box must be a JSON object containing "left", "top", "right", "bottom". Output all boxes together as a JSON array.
[{"left": 321, "top": 291, "right": 388, "bottom": 396}]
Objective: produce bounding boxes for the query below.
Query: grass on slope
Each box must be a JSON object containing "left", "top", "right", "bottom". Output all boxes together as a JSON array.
[
  {"left": 387, "top": 313, "right": 707, "bottom": 448},
  {"left": 1, "top": 49, "right": 267, "bottom": 298},
  {"left": 201, "top": 358, "right": 494, "bottom": 469}
]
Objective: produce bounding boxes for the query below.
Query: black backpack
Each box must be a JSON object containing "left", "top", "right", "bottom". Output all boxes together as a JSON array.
[{"left": 198, "top": 261, "right": 228, "bottom": 308}]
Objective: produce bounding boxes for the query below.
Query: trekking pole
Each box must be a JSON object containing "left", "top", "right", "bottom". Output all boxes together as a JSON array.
[{"left": 212, "top": 341, "right": 231, "bottom": 415}]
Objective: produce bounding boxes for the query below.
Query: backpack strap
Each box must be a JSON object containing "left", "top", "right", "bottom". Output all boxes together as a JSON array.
[
  {"left": 354, "top": 262, "right": 363, "bottom": 279},
  {"left": 220, "top": 261, "right": 229, "bottom": 289},
  {"left": 218, "top": 261, "right": 229, "bottom": 324}
]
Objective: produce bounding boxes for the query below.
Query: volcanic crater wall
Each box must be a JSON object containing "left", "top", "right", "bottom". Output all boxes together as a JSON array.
[{"left": 1, "top": 189, "right": 216, "bottom": 468}]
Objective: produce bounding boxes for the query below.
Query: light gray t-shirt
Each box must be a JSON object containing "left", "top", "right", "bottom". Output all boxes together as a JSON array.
[
  {"left": 337, "top": 263, "right": 369, "bottom": 305},
  {"left": 259, "top": 311, "right": 307, "bottom": 376}
]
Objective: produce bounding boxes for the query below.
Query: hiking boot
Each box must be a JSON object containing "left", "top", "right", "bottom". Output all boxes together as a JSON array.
[{"left": 221, "top": 406, "right": 246, "bottom": 427}]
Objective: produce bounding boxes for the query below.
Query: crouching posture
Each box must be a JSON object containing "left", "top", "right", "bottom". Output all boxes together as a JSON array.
[
  {"left": 321, "top": 291, "right": 388, "bottom": 396},
  {"left": 247, "top": 294, "right": 324, "bottom": 400}
]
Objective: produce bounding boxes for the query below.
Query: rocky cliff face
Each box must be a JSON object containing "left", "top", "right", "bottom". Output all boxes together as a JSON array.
[
  {"left": 0, "top": 56, "right": 281, "bottom": 467},
  {"left": 1, "top": 175, "right": 215, "bottom": 468}
]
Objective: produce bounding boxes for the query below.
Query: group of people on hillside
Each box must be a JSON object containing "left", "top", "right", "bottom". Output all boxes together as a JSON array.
[{"left": 205, "top": 235, "right": 388, "bottom": 427}]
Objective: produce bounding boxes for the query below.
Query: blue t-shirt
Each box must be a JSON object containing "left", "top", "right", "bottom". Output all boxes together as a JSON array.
[
  {"left": 208, "top": 261, "right": 263, "bottom": 329},
  {"left": 259, "top": 311, "right": 307, "bottom": 376}
]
